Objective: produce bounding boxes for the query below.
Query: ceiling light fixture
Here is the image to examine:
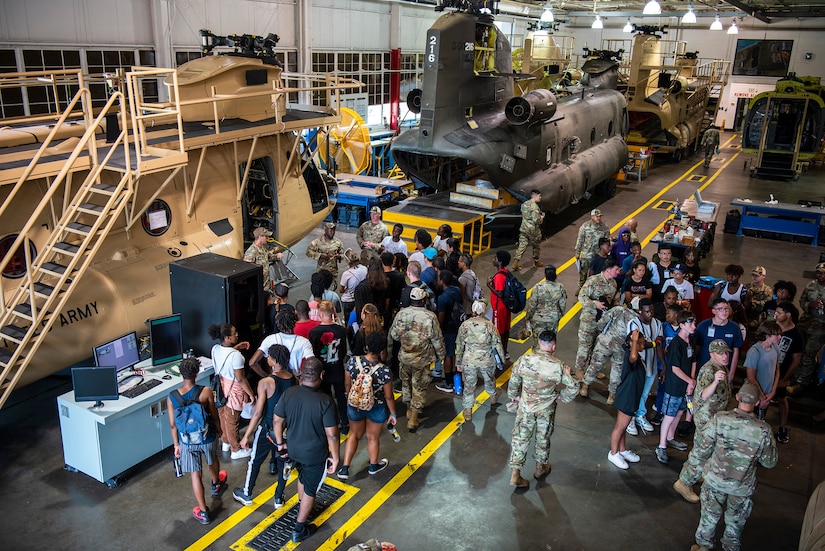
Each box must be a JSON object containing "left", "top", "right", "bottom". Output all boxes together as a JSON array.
[
  {"left": 727, "top": 19, "right": 739, "bottom": 34},
  {"left": 592, "top": 14, "right": 603, "bottom": 29},
  {"left": 682, "top": 6, "right": 697, "bottom": 24},
  {"left": 710, "top": 14, "right": 723, "bottom": 30},
  {"left": 623, "top": 19, "right": 634, "bottom": 33},
  {"left": 540, "top": 4, "right": 554, "bottom": 23},
  {"left": 643, "top": 0, "right": 661, "bottom": 15}
]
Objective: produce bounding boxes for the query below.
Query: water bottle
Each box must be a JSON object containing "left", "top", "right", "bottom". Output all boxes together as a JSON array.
[
  {"left": 453, "top": 372, "right": 463, "bottom": 395},
  {"left": 685, "top": 394, "right": 694, "bottom": 415},
  {"left": 173, "top": 456, "right": 183, "bottom": 478},
  {"left": 282, "top": 459, "right": 293, "bottom": 480},
  {"left": 492, "top": 349, "right": 504, "bottom": 371},
  {"left": 387, "top": 421, "right": 401, "bottom": 443}
]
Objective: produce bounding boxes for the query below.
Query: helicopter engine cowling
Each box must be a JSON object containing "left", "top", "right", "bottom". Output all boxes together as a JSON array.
[{"left": 505, "top": 90, "right": 558, "bottom": 125}]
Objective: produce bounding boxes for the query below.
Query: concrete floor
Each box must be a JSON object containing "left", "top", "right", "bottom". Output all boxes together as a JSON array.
[{"left": 2, "top": 134, "right": 823, "bottom": 550}]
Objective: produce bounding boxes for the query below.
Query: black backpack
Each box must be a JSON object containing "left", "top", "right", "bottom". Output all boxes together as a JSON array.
[
  {"left": 499, "top": 270, "right": 527, "bottom": 314},
  {"left": 451, "top": 294, "right": 468, "bottom": 327}
]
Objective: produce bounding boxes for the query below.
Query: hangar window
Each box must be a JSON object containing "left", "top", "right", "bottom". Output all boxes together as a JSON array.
[
  {"left": 0, "top": 235, "right": 36, "bottom": 279},
  {"left": 311, "top": 51, "right": 392, "bottom": 117},
  {"left": 141, "top": 199, "right": 172, "bottom": 237}
]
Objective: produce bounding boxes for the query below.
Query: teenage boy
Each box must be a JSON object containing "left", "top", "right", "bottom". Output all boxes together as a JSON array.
[
  {"left": 168, "top": 358, "right": 226, "bottom": 525},
  {"left": 695, "top": 298, "right": 744, "bottom": 383},
  {"left": 656, "top": 310, "right": 697, "bottom": 465},
  {"left": 773, "top": 302, "right": 804, "bottom": 443},
  {"left": 661, "top": 263, "right": 695, "bottom": 309},
  {"left": 652, "top": 303, "right": 683, "bottom": 425}
]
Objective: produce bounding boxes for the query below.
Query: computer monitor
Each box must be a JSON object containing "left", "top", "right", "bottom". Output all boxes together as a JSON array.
[
  {"left": 72, "top": 366, "right": 119, "bottom": 408},
  {"left": 93, "top": 332, "right": 140, "bottom": 374},
  {"left": 150, "top": 313, "right": 184, "bottom": 366}
]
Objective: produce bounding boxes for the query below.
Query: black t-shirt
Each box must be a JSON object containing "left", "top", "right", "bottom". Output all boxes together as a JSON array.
[
  {"left": 273, "top": 385, "right": 338, "bottom": 465},
  {"left": 590, "top": 253, "right": 608, "bottom": 275},
  {"left": 665, "top": 334, "right": 694, "bottom": 396},
  {"left": 653, "top": 301, "right": 667, "bottom": 323},
  {"left": 385, "top": 271, "right": 406, "bottom": 310},
  {"left": 351, "top": 329, "right": 387, "bottom": 358},
  {"left": 777, "top": 326, "right": 805, "bottom": 374},
  {"left": 623, "top": 276, "right": 653, "bottom": 298},
  {"left": 437, "top": 285, "right": 463, "bottom": 334},
  {"left": 308, "top": 324, "right": 348, "bottom": 382}
]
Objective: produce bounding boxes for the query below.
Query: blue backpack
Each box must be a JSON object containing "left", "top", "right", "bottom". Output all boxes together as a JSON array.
[{"left": 171, "top": 386, "right": 210, "bottom": 445}]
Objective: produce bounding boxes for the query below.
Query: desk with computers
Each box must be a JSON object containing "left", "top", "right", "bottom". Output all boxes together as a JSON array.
[{"left": 58, "top": 313, "right": 213, "bottom": 487}]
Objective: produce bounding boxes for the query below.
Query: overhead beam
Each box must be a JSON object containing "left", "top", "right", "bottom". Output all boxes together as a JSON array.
[{"left": 722, "top": 0, "right": 772, "bottom": 24}]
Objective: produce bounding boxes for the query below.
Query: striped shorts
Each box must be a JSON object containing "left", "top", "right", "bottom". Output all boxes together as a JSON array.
[{"left": 180, "top": 439, "right": 218, "bottom": 473}]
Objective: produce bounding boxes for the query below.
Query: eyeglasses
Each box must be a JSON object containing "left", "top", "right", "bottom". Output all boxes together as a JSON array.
[
  {"left": 713, "top": 307, "right": 730, "bottom": 311},
  {"left": 683, "top": 318, "right": 696, "bottom": 324}
]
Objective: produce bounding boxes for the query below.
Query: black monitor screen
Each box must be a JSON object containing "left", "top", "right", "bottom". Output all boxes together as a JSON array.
[
  {"left": 93, "top": 332, "right": 140, "bottom": 373},
  {"left": 72, "top": 366, "right": 119, "bottom": 407},
  {"left": 150, "top": 313, "right": 184, "bottom": 366}
]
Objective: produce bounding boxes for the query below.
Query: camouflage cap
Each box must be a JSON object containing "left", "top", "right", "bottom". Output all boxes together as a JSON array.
[
  {"left": 253, "top": 227, "right": 273, "bottom": 238},
  {"left": 324, "top": 221, "right": 336, "bottom": 230},
  {"left": 817, "top": 262, "right": 825, "bottom": 273},
  {"left": 737, "top": 382, "right": 760, "bottom": 405},
  {"left": 590, "top": 208, "right": 602, "bottom": 216},
  {"left": 370, "top": 206, "right": 382, "bottom": 214},
  {"left": 751, "top": 266, "right": 766, "bottom": 276},
  {"left": 410, "top": 287, "right": 428, "bottom": 301},
  {"left": 708, "top": 339, "right": 731, "bottom": 354}
]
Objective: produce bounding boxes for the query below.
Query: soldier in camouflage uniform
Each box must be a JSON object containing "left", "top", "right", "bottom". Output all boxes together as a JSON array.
[
  {"left": 389, "top": 287, "right": 446, "bottom": 432},
  {"left": 524, "top": 265, "right": 567, "bottom": 349},
  {"left": 745, "top": 266, "right": 773, "bottom": 336},
  {"left": 305, "top": 222, "right": 345, "bottom": 285},
  {"left": 512, "top": 190, "right": 545, "bottom": 272},
  {"left": 689, "top": 382, "right": 778, "bottom": 551},
  {"left": 675, "top": 339, "right": 733, "bottom": 504},
  {"left": 574, "top": 261, "right": 621, "bottom": 381},
  {"left": 356, "top": 206, "right": 389, "bottom": 264},
  {"left": 244, "top": 227, "right": 283, "bottom": 292},
  {"left": 455, "top": 300, "right": 504, "bottom": 422},
  {"left": 789, "top": 262, "right": 825, "bottom": 393},
  {"left": 507, "top": 330, "right": 579, "bottom": 487},
  {"left": 580, "top": 303, "right": 637, "bottom": 403},
  {"left": 574, "top": 208, "right": 610, "bottom": 290}
]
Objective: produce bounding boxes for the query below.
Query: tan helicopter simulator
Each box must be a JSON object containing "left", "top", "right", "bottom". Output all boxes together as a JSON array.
[{"left": 0, "top": 31, "right": 361, "bottom": 408}]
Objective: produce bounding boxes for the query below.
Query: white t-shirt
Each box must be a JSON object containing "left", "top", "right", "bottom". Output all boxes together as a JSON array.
[
  {"left": 432, "top": 236, "right": 449, "bottom": 253},
  {"left": 661, "top": 278, "right": 695, "bottom": 301},
  {"left": 339, "top": 265, "right": 367, "bottom": 303},
  {"left": 380, "top": 236, "right": 409, "bottom": 255},
  {"left": 408, "top": 251, "right": 426, "bottom": 271},
  {"left": 211, "top": 344, "right": 244, "bottom": 379},
  {"left": 258, "top": 333, "right": 315, "bottom": 375}
]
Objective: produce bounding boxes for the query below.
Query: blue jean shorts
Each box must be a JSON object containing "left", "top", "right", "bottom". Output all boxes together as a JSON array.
[
  {"left": 347, "top": 402, "right": 389, "bottom": 424},
  {"left": 661, "top": 391, "right": 687, "bottom": 417}
]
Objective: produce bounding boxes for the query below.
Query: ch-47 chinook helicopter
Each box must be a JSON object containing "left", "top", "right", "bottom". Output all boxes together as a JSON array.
[
  {"left": 0, "top": 31, "right": 361, "bottom": 407},
  {"left": 391, "top": 0, "right": 628, "bottom": 215}
]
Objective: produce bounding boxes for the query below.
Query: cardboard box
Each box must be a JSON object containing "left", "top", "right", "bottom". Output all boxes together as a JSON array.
[{"left": 680, "top": 235, "right": 696, "bottom": 246}]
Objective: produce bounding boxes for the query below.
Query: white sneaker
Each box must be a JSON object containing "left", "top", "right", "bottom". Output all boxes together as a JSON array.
[
  {"left": 625, "top": 421, "right": 638, "bottom": 436},
  {"left": 607, "top": 451, "right": 629, "bottom": 470},
  {"left": 619, "top": 449, "right": 641, "bottom": 463},
  {"left": 222, "top": 442, "right": 231, "bottom": 452},
  {"left": 230, "top": 448, "right": 252, "bottom": 460},
  {"left": 636, "top": 415, "right": 654, "bottom": 433}
]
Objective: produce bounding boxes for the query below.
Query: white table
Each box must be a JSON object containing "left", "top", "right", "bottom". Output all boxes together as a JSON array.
[{"left": 57, "top": 357, "right": 213, "bottom": 486}]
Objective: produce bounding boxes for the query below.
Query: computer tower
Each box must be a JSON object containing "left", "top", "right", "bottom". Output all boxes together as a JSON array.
[{"left": 169, "top": 253, "right": 264, "bottom": 357}]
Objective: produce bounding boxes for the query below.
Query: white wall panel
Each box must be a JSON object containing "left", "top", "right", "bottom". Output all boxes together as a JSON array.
[{"left": 169, "top": 0, "right": 297, "bottom": 49}]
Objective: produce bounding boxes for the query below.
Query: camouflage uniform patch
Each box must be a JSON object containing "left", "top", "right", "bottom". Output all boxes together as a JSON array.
[
  {"left": 456, "top": 317, "right": 503, "bottom": 409},
  {"left": 390, "top": 306, "right": 446, "bottom": 413},
  {"left": 797, "top": 280, "right": 825, "bottom": 384},
  {"left": 584, "top": 306, "right": 637, "bottom": 391},
  {"left": 244, "top": 242, "right": 283, "bottom": 291},
  {"left": 525, "top": 281, "right": 566, "bottom": 348},
  {"left": 305, "top": 235, "right": 345, "bottom": 282},
  {"left": 356, "top": 221, "right": 389, "bottom": 263},
  {"left": 574, "top": 273, "right": 617, "bottom": 372},
  {"left": 575, "top": 220, "right": 609, "bottom": 287},
  {"left": 514, "top": 200, "right": 543, "bottom": 263}
]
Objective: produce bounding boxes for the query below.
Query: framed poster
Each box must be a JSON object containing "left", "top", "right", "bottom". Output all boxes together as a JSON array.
[{"left": 733, "top": 39, "right": 793, "bottom": 76}]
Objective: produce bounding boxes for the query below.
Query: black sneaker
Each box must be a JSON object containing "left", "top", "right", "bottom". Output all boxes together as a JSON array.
[
  {"left": 435, "top": 382, "right": 454, "bottom": 393},
  {"left": 368, "top": 458, "right": 389, "bottom": 475},
  {"left": 274, "top": 496, "right": 285, "bottom": 509},
  {"left": 337, "top": 465, "right": 350, "bottom": 480},
  {"left": 776, "top": 427, "right": 790, "bottom": 444},
  {"left": 651, "top": 412, "right": 664, "bottom": 426},
  {"left": 269, "top": 462, "right": 277, "bottom": 475},
  {"left": 340, "top": 424, "right": 350, "bottom": 436},
  {"left": 655, "top": 446, "right": 669, "bottom": 465},
  {"left": 232, "top": 487, "right": 253, "bottom": 506},
  {"left": 291, "top": 523, "right": 317, "bottom": 543}
]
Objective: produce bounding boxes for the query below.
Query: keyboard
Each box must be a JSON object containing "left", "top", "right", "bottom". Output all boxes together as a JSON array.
[{"left": 120, "top": 378, "right": 162, "bottom": 398}]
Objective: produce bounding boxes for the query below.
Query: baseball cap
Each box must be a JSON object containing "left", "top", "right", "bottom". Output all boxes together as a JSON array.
[
  {"left": 816, "top": 262, "right": 825, "bottom": 273},
  {"left": 253, "top": 227, "right": 273, "bottom": 238},
  {"left": 324, "top": 221, "right": 336, "bottom": 230},
  {"left": 370, "top": 206, "right": 382, "bottom": 214},
  {"left": 422, "top": 247, "right": 438, "bottom": 260},
  {"left": 410, "top": 287, "right": 428, "bottom": 301},
  {"left": 751, "top": 266, "right": 766, "bottom": 276},
  {"left": 671, "top": 263, "right": 686, "bottom": 273},
  {"left": 590, "top": 208, "right": 602, "bottom": 216},
  {"left": 737, "top": 382, "right": 760, "bottom": 405},
  {"left": 708, "top": 339, "right": 731, "bottom": 354}
]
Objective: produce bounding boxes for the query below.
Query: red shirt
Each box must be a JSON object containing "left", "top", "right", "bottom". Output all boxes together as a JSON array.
[{"left": 294, "top": 319, "right": 320, "bottom": 339}]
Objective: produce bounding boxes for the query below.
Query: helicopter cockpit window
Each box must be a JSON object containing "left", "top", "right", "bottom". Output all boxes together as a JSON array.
[
  {"left": 0, "top": 235, "right": 36, "bottom": 279},
  {"left": 141, "top": 199, "right": 172, "bottom": 236},
  {"left": 474, "top": 23, "right": 498, "bottom": 73}
]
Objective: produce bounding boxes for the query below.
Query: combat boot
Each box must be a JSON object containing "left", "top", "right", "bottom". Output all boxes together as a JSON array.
[
  {"left": 673, "top": 480, "right": 700, "bottom": 504},
  {"left": 462, "top": 408, "right": 472, "bottom": 422},
  {"left": 512, "top": 260, "right": 521, "bottom": 272},
  {"left": 407, "top": 410, "right": 419, "bottom": 432},
  {"left": 574, "top": 369, "right": 585, "bottom": 381},
  {"left": 579, "top": 383, "right": 590, "bottom": 398},
  {"left": 690, "top": 545, "right": 710, "bottom": 551},
  {"left": 533, "top": 463, "right": 551, "bottom": 479},
  {"left": 509, "top": 468, "right": 529, "bottom": 488},
  {"left": 534, "top": 260, "right": 544, "bottom": 268},
  {"left": 606, "top": 392, "right": 616, "bottom": 405}
]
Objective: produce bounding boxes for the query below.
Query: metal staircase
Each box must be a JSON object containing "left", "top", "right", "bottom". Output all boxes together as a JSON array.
[{"left": 0, "top": 68, "right": 187, "bottom": 409}]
